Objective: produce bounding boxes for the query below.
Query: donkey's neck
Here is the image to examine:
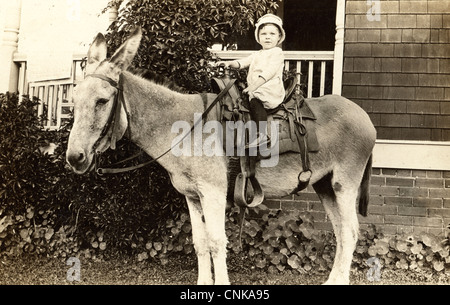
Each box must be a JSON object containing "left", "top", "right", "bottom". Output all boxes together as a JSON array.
[{"left": 121, "top": 71, "right": 205, "bottom": 173}]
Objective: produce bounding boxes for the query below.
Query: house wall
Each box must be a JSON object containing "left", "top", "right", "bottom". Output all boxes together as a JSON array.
[
  {"left": 265, "top": 0, "right": 450, "bottom": 236},
  {"left": 265, "top": 168, "right": 450, "bottom": 235},
  {"left": 342, "top": 0, "right": 450, "bottom": 141}
]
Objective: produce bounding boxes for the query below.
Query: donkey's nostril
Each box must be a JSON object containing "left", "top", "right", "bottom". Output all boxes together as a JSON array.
[
  {"left": 67, "top": 151, "right": 85, "bottom": 167},
  {"left": 76, "top": 153, "right": 84, "bottom": 161}
]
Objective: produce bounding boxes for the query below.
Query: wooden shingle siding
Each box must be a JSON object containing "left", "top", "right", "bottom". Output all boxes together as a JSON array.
[{"left": 343, "top": 0, "right": 450, "bottom": 141}]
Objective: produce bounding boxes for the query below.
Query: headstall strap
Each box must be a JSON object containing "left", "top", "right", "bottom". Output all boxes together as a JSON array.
[
  {"left": 86, "top": 74, "right": 119, "bottom": 89},
  {"left": 88, "top": 73, "right": 123, "bottom": 153}
]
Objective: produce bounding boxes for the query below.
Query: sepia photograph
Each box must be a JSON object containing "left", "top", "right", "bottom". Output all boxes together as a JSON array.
[{"left": 0, "top": 0, "right": 449, "bottom": 291}]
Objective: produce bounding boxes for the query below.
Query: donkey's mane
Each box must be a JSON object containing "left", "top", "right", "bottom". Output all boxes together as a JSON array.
[{"left": 128, "top": 67, "right": 186, "bottom": 93}]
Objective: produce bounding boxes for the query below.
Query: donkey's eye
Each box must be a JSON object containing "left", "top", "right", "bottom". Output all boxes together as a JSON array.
[{"left": 96, "top": 98, "right": 109, "bottom": 105}]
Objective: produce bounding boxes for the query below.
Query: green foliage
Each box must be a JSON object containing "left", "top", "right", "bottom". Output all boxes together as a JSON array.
[
  {"left": 226, "top": 207, "right": 336, "bottom": 274},
  {"left": 0, "top": 93, "right": 186, "bottom": 258},
  {"left": 105, "top": 0, "right": 279, "bottom": 92},
  {"left": 133, "top": 206, "right": 450, "bottom": 277},
  {"left": 357, "top": 227, "right": 450, "bottom": 274}
]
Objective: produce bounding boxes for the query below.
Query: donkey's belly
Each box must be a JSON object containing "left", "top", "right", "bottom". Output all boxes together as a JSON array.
[{"left": 255, "top": 153, "right": 304, "bottom": 198}]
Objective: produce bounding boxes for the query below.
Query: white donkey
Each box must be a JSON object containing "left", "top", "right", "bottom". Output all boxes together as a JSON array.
[{"left": 66, "top": 28, "right": 376, "bottom": 285}]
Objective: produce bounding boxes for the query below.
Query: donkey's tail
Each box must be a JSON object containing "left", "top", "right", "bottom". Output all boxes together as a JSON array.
[{"left": 358, "top": 154, "right": 372, "bottom": 217}]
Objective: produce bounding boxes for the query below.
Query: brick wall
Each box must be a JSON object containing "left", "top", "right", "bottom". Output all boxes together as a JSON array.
[
  {"left": 264, "top": 169, "right": 450, "bottom": 235},
  {"left": 342, "top": 0, "right": 450, "bottom": 141}
]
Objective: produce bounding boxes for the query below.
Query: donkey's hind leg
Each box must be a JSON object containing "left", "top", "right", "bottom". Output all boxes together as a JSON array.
[
  {"left": 186, "top": 196, "right": 213, "bottom": 285},
  {"left": 329, "top": 178, "right": 360, "bottom": 284},
  {"left": 314, "top": 173, "right": 359, "bottom": 285}
]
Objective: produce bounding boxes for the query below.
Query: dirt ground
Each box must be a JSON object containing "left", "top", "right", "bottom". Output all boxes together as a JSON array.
[{"left": 0, "top": 253, "right": 448, "bottom": 285}]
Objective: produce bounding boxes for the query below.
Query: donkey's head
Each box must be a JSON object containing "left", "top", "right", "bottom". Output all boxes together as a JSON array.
[{"left": 66, "top": 28, "right": 142, "bottom": 174}]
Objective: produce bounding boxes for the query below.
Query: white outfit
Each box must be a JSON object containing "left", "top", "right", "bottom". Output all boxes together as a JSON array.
[{"left": 237, "top": 47, "right": 285, "bottom": 109}]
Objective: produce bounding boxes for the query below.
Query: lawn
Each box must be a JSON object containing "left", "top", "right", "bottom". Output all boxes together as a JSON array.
[{"left": 1, "top": 253, "right": 448, "bottom": 285}]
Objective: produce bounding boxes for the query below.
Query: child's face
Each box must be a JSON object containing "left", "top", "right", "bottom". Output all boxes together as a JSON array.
[{"left": 258, "top": 24, "right": 281, "bottom": 50}]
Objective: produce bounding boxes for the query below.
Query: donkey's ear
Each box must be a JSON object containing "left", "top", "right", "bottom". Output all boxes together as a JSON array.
[
  {"left": 86, "top": 33, "right": 107, "bottom": 73},
  {"left": 109, "top": 27, "right": 142, "bottom": 73}
]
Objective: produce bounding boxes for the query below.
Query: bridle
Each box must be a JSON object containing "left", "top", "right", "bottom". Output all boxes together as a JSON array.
[
  {"left": 87, "top": 73, "right": 127, "bottom": 153},
  {"left": 84, "top": 73, "right": 236, "bottom": 175},
  {"left": 86, "top": 72, "right": 159, "bottom": 175}
]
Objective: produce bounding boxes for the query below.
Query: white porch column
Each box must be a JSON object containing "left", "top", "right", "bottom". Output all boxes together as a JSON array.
[
  {"left": 0, "top": 0, "right": 22, "bottom": 93},
  {"left": 332, "top": 0, "right": 346, "bottom": 95},
  {"left": 108, "top": 5, "right": 118, "bottom": 24}
]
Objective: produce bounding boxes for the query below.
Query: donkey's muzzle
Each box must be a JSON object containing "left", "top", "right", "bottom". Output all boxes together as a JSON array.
[{"left": 66, "top": 149, "right": 88, "bottom": 172}]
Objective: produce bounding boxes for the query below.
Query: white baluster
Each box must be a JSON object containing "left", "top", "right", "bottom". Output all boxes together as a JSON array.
[
  {"left": 307, "top": 61, "right": 314, "bottom": 98},
  {"left": 320, "top": 61, "right": 326, "bottom": 96}
]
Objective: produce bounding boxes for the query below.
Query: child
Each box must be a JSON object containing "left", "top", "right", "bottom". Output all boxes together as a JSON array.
[{"left": 217, "top": 14, "right": 286, "bottom": 148}]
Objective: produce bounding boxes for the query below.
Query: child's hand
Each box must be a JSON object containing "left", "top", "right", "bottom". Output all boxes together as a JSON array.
[
  {"left": 215, "top": 61, "right": 240, "bottom": 69},
  {"left": 243, "top": 87, "right": 254, "bottom": 95},
  {"left": 215, "top": 61, "right": 229, "bottom": 67}
]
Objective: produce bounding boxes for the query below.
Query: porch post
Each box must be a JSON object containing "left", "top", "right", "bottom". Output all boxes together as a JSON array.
[
  {"left": 332, "top": 0, "right": 346, "bottom": 95},
  {"left": 108, "top": 5, "right": 118, "bottom": 24},
  {"left": 0, "top": 0, "right": 22, "bottom": 93}
]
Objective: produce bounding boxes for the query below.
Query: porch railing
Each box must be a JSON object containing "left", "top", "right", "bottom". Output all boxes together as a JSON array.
[
  {"left": 14, "top": 53, "right": 86, "bottom": 130},
  {"left": 213, "top": 50, "right": 335, "bottom": 98},
  {"left": 14, "top": 50, "right": 334, "bottom": 130}
]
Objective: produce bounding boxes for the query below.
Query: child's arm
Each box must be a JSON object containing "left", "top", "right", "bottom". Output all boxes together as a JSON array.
[
  {"left": 243, "top": 76, "right": 266, "bottom": 94},
  {"left": 215, "top": 60, "right": 240, "bottom": 69},
  {"left": 216, "top": 53, "right": 254, "bottom": 69},
  {"left": 259, "top": 48, "right": 284, "bottom": 83},
  {"left": 245, "top": 49, "right": 284, "bottom": 94}
]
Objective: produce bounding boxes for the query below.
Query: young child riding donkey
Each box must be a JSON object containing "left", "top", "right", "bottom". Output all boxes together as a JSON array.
[{"left": 66, "top": 23, "right": 376, "bottom": 284}]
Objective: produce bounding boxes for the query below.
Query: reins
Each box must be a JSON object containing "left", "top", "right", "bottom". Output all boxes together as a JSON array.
[{"left": 87, "top": 73, "right": 236, "bottom": 175}]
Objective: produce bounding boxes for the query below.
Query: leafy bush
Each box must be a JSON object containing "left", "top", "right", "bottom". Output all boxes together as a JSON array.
[
  {"left": 0, "top": 93, "right": 186, "bottom": 258},
  {"left": 105, "top": 0, "right": 279, "bottom": 92},
  {"left": 359, "top": 227, "right": 450, "bottom": 274},
  {"left": 226, "top": 206, "right": 336, "bottom": 274}
]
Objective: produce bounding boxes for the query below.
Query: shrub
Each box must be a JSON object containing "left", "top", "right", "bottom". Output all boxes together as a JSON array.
[
  {"left": 0, "top": 93, "right": 186, "bottom": 258},
  {"left": 105, "top": 0, "right": 279, "bottom": 92},
  {"left": 226, "top": 206, "right": 337, "bottom": 274}
]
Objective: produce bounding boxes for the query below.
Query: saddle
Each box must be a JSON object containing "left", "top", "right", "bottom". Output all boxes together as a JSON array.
[{"left": 211, "top": 74, "right": 320, "bottom": 208}]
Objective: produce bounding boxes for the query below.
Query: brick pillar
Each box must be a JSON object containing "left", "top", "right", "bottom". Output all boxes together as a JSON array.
[{"left": 0, "top": 0, "right": 22, "bottom": 93}]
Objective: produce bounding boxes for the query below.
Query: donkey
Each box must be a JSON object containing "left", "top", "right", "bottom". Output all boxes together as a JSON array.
[{"left": 66, "top": 28, "right": 376, "bottom": 285}]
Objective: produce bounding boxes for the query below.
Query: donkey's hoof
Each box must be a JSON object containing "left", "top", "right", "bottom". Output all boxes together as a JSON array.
[{"left": 322, "top": 278, "right": 349, "bottom": 285}]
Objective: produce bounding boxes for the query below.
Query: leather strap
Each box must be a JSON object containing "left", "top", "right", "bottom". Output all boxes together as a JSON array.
[
  {"left": 90, "top": 74, "right": 123, "bottom": 152},
  {"left": 86, "top": 74, "right": 119, "bottom": 88},
  {"left": 234, "top": 112, "right": 264, "bottom": 208},
  {"left": 289, "top": 118, "right": 312, "bottom": 195}
]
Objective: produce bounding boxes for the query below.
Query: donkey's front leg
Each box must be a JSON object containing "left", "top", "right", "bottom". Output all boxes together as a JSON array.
[
  {"left": 201, "top": 191, "right": 230, "bottom": 285},
  {"left": 186, "top": 196, "right": 213, "bottom": 285}
]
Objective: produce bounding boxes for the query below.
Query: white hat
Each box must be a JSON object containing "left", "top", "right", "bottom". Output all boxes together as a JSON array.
[{"left": 254, "top": 14, "right": 286, "bottom": 46}]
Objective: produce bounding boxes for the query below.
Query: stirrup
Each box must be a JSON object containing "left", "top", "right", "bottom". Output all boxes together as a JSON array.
[
  {"left": 298, "top": 170, "right": 312, "bottom": 183},
  {"left": 289, "top": 170, "right": 312, "bottom": 196}
]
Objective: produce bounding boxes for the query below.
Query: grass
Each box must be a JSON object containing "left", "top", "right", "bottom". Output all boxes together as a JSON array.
[{"left": 1, "top": 253, "right": 449, "bottom": 285}]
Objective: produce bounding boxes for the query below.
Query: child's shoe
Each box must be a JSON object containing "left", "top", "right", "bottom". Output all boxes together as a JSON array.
[{"left": 246, "top": 132, "right": 271, "bottom": 149}]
